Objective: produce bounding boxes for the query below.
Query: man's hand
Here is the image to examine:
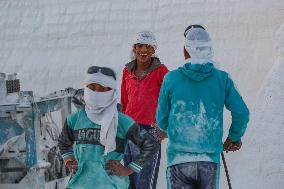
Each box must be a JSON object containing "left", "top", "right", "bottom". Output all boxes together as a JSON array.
[
  {"left": 65, "top": 158, "right": 78, "bottom": 175},
  {"left": 157, "top": 129, "right": 167, "bottom": 141},
  {"left": 224, "top": 138, "right": 242, "bottom": 153},
  {"left": 152, "top": 123, "right": 168, "bottom": 141},
  {"left": 106, "top": 160, "right": 134, "bottom": 176}
]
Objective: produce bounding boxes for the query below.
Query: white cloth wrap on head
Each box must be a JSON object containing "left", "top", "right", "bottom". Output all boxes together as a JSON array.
[
  {"left": 84, "top": 71, "right": 116, "bottom": 89},
  {"left": 83, "top": 71, "right": 118, "bottom": 155},
  {"left": 184, "top": 28, "right": 213, "bottom": 60},
  {"left": 134, "top": 31, "right": 157, "bottom": 50}
]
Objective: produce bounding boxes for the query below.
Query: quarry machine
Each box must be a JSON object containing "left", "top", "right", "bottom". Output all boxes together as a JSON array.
[{"left": 0, "top": 73, "right": 83, "bottom": 189}]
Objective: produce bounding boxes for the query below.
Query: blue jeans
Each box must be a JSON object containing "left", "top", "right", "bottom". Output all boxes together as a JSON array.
[
  {"left": 167, "top": 162, "right": 218, "bottom": 189},
  {"left": 124, "top": 125, "right": 161, "bottom": 189}
]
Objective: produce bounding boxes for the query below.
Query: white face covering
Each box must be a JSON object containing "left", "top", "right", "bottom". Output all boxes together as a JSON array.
[
  {"left": 84, "top": 87, "right": 115, "bottom": 111},
  {"left": 83, "top": 72, "right": 118, "bottom": 155}
]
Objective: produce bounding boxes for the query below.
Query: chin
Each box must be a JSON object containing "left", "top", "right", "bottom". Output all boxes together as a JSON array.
[{"left": 138, "top": 57, "right": 151, "bottom": 63}]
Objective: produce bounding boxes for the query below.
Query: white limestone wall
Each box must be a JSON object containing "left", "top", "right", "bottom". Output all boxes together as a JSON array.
[
  {"left": 231, "top": 23, "right": 284, "bottom": 189},
  {"left": 1, "top": 0, "right": 284, "bottom": 188}
]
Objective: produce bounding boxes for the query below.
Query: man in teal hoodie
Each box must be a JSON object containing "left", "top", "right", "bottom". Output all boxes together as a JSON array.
[{"left": 156, "top": 26, "right": 250, "bottom": 189}]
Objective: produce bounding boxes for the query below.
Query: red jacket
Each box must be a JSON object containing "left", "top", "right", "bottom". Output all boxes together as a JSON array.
[{"left": 121, "top": 58, "right": 169, "bottom": 125}]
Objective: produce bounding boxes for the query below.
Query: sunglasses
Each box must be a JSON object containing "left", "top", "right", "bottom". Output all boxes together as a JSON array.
[
  {"left": 184, "top": 25, "right": 205, "bottom": 37},
  {"left": 87, "top": 66, "right": 116, "bottom": 80}
]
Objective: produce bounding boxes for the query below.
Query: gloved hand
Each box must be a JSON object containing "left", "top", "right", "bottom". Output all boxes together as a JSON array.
[
  {"left": 65, "top": 158, "right": 78, "bottom": 175},
  {"left": 224, "top": 138, "right": 242, "bottom": 153}
]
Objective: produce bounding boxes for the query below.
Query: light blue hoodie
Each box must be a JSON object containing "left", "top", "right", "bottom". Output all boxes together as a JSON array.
[{"left": 156, "top": 60, "right": 249, "bottom": 167}]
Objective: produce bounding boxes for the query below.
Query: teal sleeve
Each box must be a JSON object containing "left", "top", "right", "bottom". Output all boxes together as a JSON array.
[
  {"left": 156, "top": 75, "right": 171, "bottom": 133},
  {"left": 225, "top": 76, "right": 250, "bottom": 141}
]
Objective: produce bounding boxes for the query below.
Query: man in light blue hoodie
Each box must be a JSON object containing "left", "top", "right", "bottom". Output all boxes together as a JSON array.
[{"left": 156, "top": 25, "right": 250, "bottom": 189}]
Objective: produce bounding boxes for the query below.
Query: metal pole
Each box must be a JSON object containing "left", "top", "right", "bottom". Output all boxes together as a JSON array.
[{"left": 221, "top": 152, "right": 232, "bottom": 189}]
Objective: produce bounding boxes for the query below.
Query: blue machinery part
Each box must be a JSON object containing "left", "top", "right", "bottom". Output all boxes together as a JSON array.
[{"left": 0, "top": 91, "right": 73, "bottom": 189}]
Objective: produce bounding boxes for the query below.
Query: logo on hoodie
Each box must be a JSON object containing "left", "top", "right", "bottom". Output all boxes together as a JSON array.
[{"left": 74, "top": 128, "right": 101, "bottom": 145}]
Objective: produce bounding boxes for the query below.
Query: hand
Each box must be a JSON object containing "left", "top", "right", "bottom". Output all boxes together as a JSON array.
[
  {"left": 65, "top": 158, "right": 78, "bottom": 175},
  {"left": 224, "top": 138, "right": 242, "bottom": 153},
  {"left": 152, "top": 123, "right": 167, "bottom": 141},
  {"left": 157, "top": 129, "right": 167, "bottom": 141},
  {"left": 106, "top": 160, "right": 134, "bottom": 176}
]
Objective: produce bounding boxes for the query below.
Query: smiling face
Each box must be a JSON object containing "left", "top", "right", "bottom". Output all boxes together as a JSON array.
[
  {"left": 87, "top": 83, "right": 111, "bottom": 92},
  {"left": 133, "top": 43, "right": 155, "bottom": 65}
]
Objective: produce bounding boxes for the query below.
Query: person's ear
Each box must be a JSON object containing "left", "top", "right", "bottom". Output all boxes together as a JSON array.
[
  {"left": 151, "top": 48, "right": 155, "bottom": 55},
  {"left": 184, "top": 46, "right": 190, "bottom": 59},
  {"left": 132, "top": 45, "right": 136, "bottom": 52}
]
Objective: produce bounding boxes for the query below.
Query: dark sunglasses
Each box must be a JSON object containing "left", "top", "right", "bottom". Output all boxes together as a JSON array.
[
  {"left": 87, "top": 66, "right": 116, "bottom": 80},
  {"left": 184, "top": 25, "right": 205, "bottom": 37}
]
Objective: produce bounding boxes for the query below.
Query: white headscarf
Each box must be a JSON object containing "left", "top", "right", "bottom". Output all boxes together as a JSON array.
[
  {"left": 134, "top": 31, "right": 157, "bottom": 50},
  {"left": 84, "top": 70, "right": 118, "bottom": 155},
  {"left": 184, "top": 28, "right": 213, "bottom": 60}
]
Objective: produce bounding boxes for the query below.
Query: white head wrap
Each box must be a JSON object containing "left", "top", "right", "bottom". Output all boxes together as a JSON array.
[
  {"left": 84, "top": 71, "right": 116, "bottom": 90},
  {"left": 84, "top": 70, "right": 118, "bottom": 155},
  {"left": 184, "top": 28, "right": 213, "bottom": 60},
  {"left": 134, "top": 31, "right": 157, "bottom": 50}
]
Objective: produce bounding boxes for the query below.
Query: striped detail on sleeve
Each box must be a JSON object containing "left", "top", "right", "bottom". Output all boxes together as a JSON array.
[
  {"left": 62, "top": 151, "right": 74, "bottom": 161},
  {"left": 128, "top": 162, "right": 143, "bottom": 173}
]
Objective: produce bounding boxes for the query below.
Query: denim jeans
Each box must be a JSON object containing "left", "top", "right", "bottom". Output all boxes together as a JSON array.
[
  {"left": 124, "top": 125, "right": 161, "bottom": 189},
  {"left": 167, "top": 161, "right": 218, "bottom": 189}
]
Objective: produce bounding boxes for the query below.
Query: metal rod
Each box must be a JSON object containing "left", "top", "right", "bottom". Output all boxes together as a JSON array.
[{"left": 221, "top": 152, "right": 232, "bottom": 189}]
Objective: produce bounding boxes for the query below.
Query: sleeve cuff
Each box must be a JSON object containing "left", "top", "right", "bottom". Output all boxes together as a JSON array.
[
  {"left": 62, "top": 151, "right": 75, "bottom": 162},
  {"left": 158, "top": 125, "right": 167, "bottom": 133},
  {"left": 127, "top": 162, "right": 143, "bottom": 173},
  {"left": 228, "top": 134, "right": 241, "bottom": 142}
]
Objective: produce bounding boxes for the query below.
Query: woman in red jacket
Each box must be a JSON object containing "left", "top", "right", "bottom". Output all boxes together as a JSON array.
[{"left": 121, "top": 31, "right": 168, "bottom": 189}]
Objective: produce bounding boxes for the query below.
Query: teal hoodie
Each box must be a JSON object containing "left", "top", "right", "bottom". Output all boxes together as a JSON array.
[
  {"left": 66, "top": 110, "right": 134, "bottom": 189},
  {"left": 156, "top": 61, "right": 249, "bottom": 167},
  {"left": 58, "top": 108, "right": 160, "bottom": 189}
]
